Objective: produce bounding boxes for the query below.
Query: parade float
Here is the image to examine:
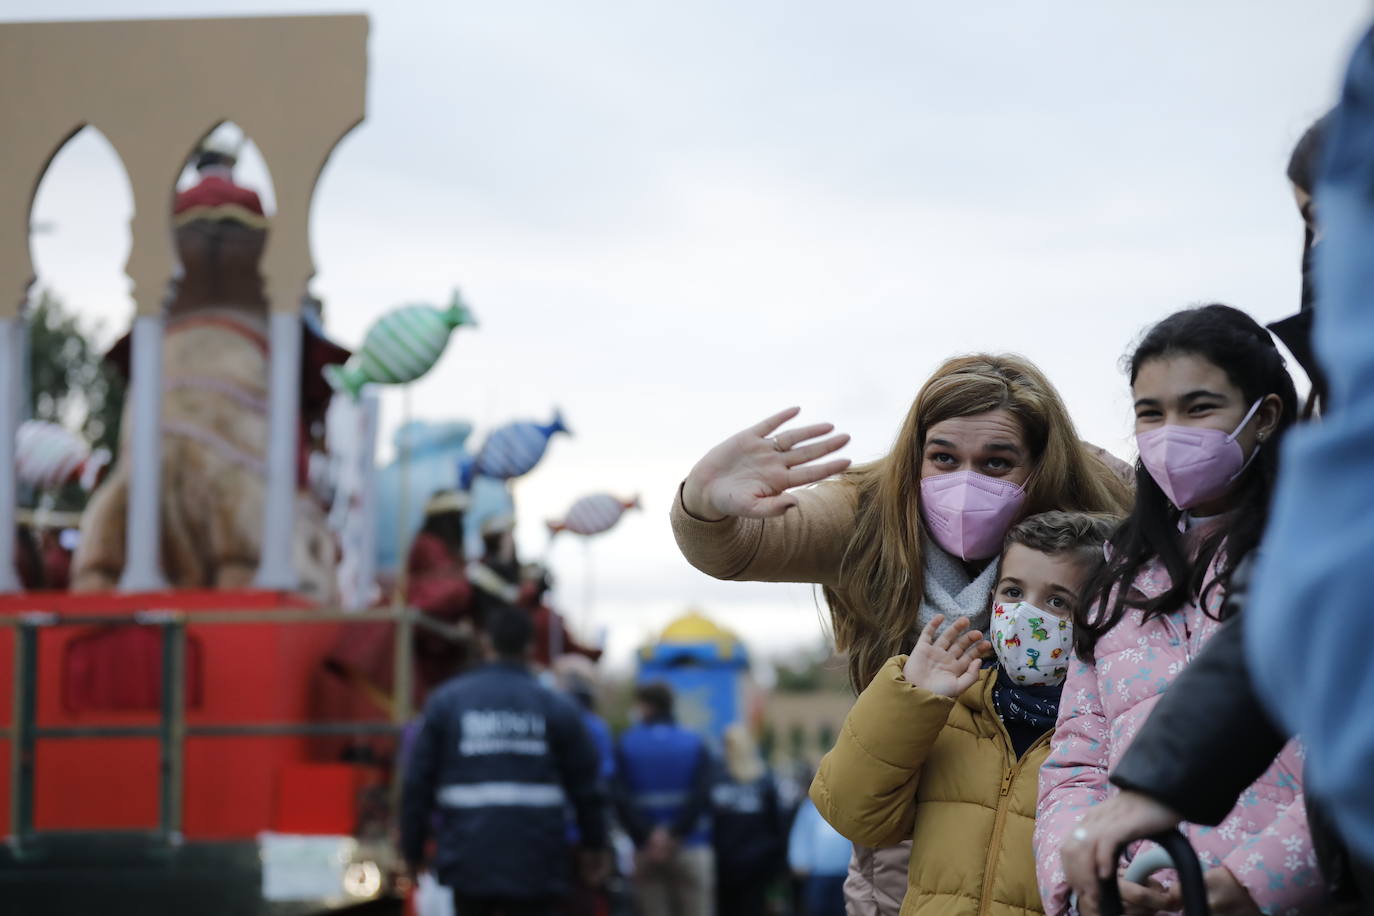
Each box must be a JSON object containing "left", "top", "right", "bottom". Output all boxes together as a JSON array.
[
  {"left": 637, "top": 611, "right": 762, "bottom": 749},
  {"left": 0, "top": 15, "right": 616, "bottom": 915}
]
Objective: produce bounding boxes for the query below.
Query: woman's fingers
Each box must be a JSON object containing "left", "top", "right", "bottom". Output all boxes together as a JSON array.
[
  {"left": 783, "top": 433, "right": 851, "bottom": 468},
  {"left": 774, "top": 422, "right": 838, "bottom": 452},
  {"left": 786, "top": 458, "right": 851, "bottom": 490},
  {"left": 749, "top": 406, "right": 801, "bottom": 438}
]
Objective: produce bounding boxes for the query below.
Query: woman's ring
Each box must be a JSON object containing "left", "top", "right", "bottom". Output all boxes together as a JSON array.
[
  {"left": 1072, "top": 827, "right": 1089, "bottom": 842},
  {"left": 769, "top": 437, "right": 785, "bottom": 452}
]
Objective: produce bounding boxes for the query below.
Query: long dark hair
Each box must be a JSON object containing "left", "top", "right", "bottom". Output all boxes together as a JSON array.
[{"left": 1074, "top": 305, "right": 1298, "bottom": 661}]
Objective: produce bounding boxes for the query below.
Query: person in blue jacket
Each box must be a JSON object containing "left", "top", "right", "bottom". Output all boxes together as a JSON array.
[
  {"left": 613, "top": 682, "right": 714, "bottom": 916},
  {"left": 559, "top": 666, "right": 616, "bottom": 916},
  {"left": 401, "top": 606, "right": 609, "bottom": 916},
  {"left": 788, "top": 797, "right": 851, "bottom": 916},
  {"left": 1247, "top": 22, "right": 1374, "bottom": 886}
]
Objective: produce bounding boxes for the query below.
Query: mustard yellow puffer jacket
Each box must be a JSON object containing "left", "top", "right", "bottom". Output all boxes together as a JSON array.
[{"left": 810, "top": 659, "right": 1050, "bottom": 916}]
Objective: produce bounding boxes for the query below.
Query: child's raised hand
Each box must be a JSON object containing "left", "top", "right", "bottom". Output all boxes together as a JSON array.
[{"left": 901, "top": 615, "right": 990, "bottom": 697}]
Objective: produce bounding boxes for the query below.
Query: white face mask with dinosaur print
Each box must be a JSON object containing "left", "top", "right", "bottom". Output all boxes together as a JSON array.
[{"left": 990, "top": 601, "right": 1073, "bottom": 686}]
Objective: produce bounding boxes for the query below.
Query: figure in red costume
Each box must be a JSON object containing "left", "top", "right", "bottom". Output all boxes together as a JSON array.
[
  {"left": 173, "top": 141, "right": 267, "bottom": 222},
  {"left": 328, "top": 490, "right": 480, "bottom": 712},
  {"left": 518, "top": 562, "right": 603, "bottom": 669}
]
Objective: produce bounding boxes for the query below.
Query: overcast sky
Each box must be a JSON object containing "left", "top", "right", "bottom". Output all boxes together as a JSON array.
[{"left": 11, "top": 1, "right": 1371, "bottom": 673}]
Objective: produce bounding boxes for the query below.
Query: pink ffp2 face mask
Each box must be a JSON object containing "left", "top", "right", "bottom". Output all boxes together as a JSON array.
[
  {"left": 1135, "top": 399, "right": 1263, "bottom": 510},
  {"left": 919, "top": 470, "right": 1027, "bottom": 561}
]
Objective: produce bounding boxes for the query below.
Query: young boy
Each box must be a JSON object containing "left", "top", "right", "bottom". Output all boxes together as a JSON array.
[{"left": 809, "top": 511, "right": 1116, "bottom": 916}]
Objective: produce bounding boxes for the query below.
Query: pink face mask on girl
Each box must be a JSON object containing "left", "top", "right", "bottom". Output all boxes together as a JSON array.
[
  {"left": 1135, "top": 398, "right": 1263, "bottom": 510},
  {"left": 919, "top": 470, "right": 1027, "bottom": 561}
]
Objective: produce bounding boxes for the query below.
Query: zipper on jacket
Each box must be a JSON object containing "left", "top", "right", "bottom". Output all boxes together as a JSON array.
[{"left": 978, "top": 716, "right": 1052, "bottom": 916}]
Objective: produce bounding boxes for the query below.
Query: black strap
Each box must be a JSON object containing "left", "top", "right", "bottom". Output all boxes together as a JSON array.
[{"left": 1100, "top": 830, "right": 1210, "bottom": 916}]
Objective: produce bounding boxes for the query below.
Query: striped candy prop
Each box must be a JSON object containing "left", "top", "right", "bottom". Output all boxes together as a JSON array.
[
  {"left": 465, "top": 410, "right": 571, "bottom": 486},
  {"left": 325, "top": 290, "right": 477, "bottom": 399},
  {"left": 16, "top": 420, "right": 110, "bottom": 491},
  {"left": 548, "top": 493, "right": 640, "bottom": 537}
]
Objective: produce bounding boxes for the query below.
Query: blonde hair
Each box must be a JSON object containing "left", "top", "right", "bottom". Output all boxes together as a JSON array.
[
  {"left": 826, "top": 354, "right": 1133, "bottom": 690},
  {"left": 722, "top": 723, "right": 765, "bottom": 783}
]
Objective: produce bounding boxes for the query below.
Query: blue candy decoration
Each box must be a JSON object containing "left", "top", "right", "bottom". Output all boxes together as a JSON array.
[{"left": 470, "top": 410, "right": 570, "bottom": 482}]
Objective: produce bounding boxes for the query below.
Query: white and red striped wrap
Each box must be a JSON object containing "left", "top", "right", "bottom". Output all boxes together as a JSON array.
[
  {"left": 15, "top": 420, "right": 109, "bottom": 492},
  {"left": 548, "top": 493, "right": 640, "bottom": 537}
]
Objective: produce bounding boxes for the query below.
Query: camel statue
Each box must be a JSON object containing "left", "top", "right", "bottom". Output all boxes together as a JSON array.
[{"left": 71, "top": 141, "right": 346, "bottom": 600}]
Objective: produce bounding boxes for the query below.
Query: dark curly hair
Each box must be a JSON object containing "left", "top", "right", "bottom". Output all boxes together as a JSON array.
[{"left": 1003, "top": 510, "right": 1119, "bottom": 569}]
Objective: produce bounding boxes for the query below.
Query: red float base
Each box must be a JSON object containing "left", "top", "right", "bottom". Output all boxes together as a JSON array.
[{"left": 0, "top": 590, "right": 390, "bottom": 840}]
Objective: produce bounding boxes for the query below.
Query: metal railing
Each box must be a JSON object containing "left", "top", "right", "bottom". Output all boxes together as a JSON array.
[{"left": 0, "top": 606, "right": 466, "bottom": 851}]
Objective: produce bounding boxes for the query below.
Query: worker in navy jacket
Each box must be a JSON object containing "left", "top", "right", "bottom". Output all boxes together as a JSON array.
[
  {"left": 401, "top": 606, "right": 609, "bottom": 915},
  {"left": 613, "top": 682, "right": 714, "bottom": 916}
]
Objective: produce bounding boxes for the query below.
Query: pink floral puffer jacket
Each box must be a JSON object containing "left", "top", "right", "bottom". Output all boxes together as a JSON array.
[{"left": 1034, "top": 541, "right": 1323, "bottom": 916}]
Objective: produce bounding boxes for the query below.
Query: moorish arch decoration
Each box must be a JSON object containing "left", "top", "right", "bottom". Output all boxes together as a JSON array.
[{"left": 0, "top": 15, "right": 367, "bottom": 591}]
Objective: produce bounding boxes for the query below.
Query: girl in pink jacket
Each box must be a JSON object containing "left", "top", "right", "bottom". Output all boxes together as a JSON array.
[{"left": 1034, "top": 305, "right": 1325, "bottom": 916}]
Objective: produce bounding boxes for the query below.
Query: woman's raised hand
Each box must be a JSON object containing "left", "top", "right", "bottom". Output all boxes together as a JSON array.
[
  {"left": 901, "top": 615, "right": 989, "bottom": 697},
  {"left": 681, "top": 407, "right": 851, "bottom": 521}
]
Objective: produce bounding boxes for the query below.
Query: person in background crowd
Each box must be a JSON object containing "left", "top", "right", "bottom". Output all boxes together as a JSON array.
[
  {"left": 711, "top": 724, "right": 785, "bottom": 916},
  {"left": 813, "top": 512, "right": 1115, "bottom": 916},
  {"left": 613, "top": 682, "right": 714, "bottom": 916},
  {"left": 520, "top": 562, "right": 603, "bottom": 668},
  {"left": 407, "top": 490, "right": 479, "bottom": 689},
  {"left": 466, "top": 515, "right": 529, "bottom": 643},
  {"left": 671, "top": 355, "right": 1132, "bottom": 916},
  {"left": 39, "top": 527, "right": 77, "bottom": 591},
  {"left": 328, "top": 489, "right": 477, "bottom": 716},
  {"left": 1267, "top": 112, "right": 1332, "bottom": 413},
  {"left": 556, "top": 656, "right": 616, "bottom": 916},
  {"left": 13, "top": 523, "right": 43, "bottom": 589},
  {"left": 1034, "top": 305, "right": 1324, "bottom": 916},
  {"left": 789, "top": 797, "right": 851, "bottom": 916},
  {"left": 401, "top": 607, "right": 610, "bottom": 916},
  {"left": 556, "top": 656, "right": 615, "bottom": 784}
]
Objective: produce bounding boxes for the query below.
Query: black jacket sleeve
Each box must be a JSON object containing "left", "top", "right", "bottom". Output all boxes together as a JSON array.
[
  {"left": 1110, "top": 611, "right": 1289, "bottom": 825},
  {"left": 399, "top": 701, "right": 445, "bottom": 866},
  {"left": 669, "top": 744, "right": 714, "bottom": 839},
  {"left": 550, "top": 698, "right": 608, "bottom": 849}
]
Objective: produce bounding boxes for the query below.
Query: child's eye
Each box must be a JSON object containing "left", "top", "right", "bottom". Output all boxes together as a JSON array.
[
  {"left": 1134, "top": 410, "right": 1161, "bottom": 421},
  {"left": 1048, "top": 595, "right": 1068, "bottom": 610},
  {"left": 1002, "top": 586, "right": 1022, "bottom": 599},
  {"left": 1188, "top": 403, "right": 1220, "bottom": 415}
]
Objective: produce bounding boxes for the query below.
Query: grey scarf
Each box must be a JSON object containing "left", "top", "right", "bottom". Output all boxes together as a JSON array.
[{"left": 916, "top": 534, "right": 999, "bottom": 639}]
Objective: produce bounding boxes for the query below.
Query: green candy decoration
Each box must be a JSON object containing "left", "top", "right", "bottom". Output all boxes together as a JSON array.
[{"left": 326, "top": 290, "right": 477, "bottom": 399}]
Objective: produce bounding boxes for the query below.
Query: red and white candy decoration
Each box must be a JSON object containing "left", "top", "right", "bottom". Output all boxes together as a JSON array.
[
  {"left": 548, "top": 493, "right": 640, "bottom": 537},
  {"left": 16, "top": 420, "right": 110, "bottom": 491}
]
